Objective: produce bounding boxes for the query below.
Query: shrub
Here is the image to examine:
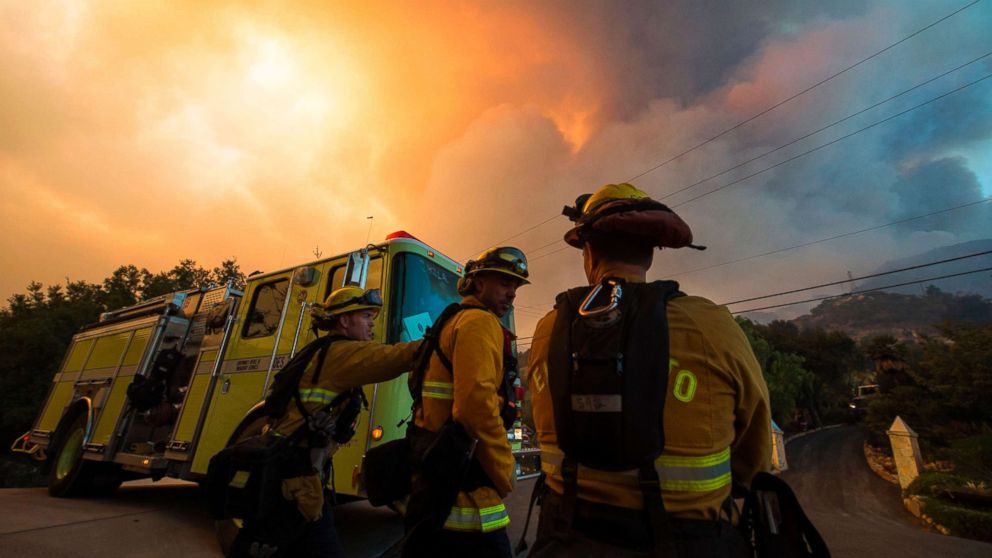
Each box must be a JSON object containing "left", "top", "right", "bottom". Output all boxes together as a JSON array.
[
  {"left": 907, "top": 471, "right": 970, "bottom": 498},
  {"left": 922, "top": 497, "right": 992, "bottom": 542},
  {"left": 946, "top": 434, "right": 992, "bottom": 483}
]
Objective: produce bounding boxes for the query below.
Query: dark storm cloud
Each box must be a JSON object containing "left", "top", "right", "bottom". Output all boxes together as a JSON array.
[
  {"left": 890, "top": 157, "right": 992, "bottom": 236},
  {"left": 530, "top": 0, "right": 870, "bottom": 123},
  {"left": 880, "top": 81, "right": 992, "bottom": 163}
]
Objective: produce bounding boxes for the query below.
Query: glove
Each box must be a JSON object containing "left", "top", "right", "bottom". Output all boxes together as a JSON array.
[{"left": 281, "top": 474, "right": 324, "bottom": 521}]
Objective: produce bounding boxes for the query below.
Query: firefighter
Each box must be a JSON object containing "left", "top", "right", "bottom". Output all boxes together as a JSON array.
[
  {"left": 401, "top": 246, "right": 530, "bottom": 558},
  {"left": 524, "top": 183, "right": 771, "bottom": 557},
  {"left": 231, "top": 286, "right": 422, "bottom": 558}
]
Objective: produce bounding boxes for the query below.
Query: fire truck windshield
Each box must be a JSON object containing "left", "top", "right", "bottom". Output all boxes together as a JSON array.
[
  {"left": 388, "top": 251, "right": 516, "bottom": 343},
  {"left": 388, "top": 252, "right": 461, "bottom": 342}
]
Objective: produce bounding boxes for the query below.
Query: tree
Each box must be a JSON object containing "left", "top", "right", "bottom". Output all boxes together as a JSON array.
[
  {"left": 0, "top": 259, "right": 247, "bottom": 445},
  {"left": 754, "top": 321, "right": 863, "bottom": 426},
  {"left": 738, "top": 319, "right": 814, "bottom": 429},
  {"left": 917, "top": 323, "right": 992, "bottom": 427}
]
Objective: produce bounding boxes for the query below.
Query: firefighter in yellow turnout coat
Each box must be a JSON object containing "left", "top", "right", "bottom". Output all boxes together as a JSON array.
[
  {"left": 525, "top": 184, "right": 771, "bottom": 557},
  {"left": 403, "top": 247, "right": 529, "bottom": 558},
  {"left": 232, "top": 286, "right": 422, "bottom": 558}
]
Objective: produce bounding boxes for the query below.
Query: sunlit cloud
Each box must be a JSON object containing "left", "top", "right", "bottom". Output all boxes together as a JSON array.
[{"left": 1, "top": 0, "right": 990, "bottom": 339}]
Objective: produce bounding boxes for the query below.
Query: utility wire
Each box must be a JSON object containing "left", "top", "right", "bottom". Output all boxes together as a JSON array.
[
  {"left": 520, "top": 67, "right": 992, "bottom": 266},
  {"left": 731, "top": 266, "right": 992, "bottom": 315},
  {"left": 660, "top": 50, "right": 992, "bottom": 201},
  {"left": 721, "top": 250, "right": 992, "bottom": 306},
  {"left": 520, "top": 228, "right": 992, "bottom": 313},
  {"left": 668, "top": 197, "right": 992, "bottom": 278},
  {"left": 458, "top": 1, "right": 983, "bottom": 261},
  {"left": 457, "top": 213, "right": 561, "bottom": 261},
  {"left": 626, "top": 0, "right": 983, "bottom": 183},
  {"left": 672, "top": 72, "right": 992, "bottom": 208}
]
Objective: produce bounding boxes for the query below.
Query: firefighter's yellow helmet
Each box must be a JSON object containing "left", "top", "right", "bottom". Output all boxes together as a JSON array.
[
  {"left": 580, "top": 182, "right": 650, "bottom": 217},
  {"left": 457, "top": 246, "right": 530, "bottom": 295},
  {"left": 311, "top": 286, "right": 383, "bottom": 323},
  {"left": 562, "top": 182, "right": 700, "bottom": 250}
]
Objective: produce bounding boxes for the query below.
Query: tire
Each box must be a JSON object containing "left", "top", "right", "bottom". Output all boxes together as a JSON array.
[
  {"left": 215, "top": 407, "right": 272, "bottom": 556},
  {"left": 48, "top": 406, "right": 123, "bottom": 498}
]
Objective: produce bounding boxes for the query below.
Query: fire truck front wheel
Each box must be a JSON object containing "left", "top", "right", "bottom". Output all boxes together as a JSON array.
[{"left": 48, "top": 407, "right": 122, "bottom": 497}]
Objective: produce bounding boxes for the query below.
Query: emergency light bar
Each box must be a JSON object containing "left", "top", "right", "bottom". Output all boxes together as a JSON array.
[{"left": 385, "top": 230, "right": 420, "bottom": 242}]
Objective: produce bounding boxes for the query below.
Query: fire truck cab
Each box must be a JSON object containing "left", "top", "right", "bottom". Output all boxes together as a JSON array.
[{"left": 27, "top": 232, "right": 516, "bottom": 498}]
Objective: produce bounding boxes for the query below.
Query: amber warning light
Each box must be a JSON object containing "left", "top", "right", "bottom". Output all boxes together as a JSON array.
[{"left": 371, "top": 426, "right": 384, "bottom": 441}]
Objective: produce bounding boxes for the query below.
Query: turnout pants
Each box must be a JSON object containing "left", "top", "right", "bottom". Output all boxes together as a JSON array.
[
  {"left": 528, "top": 489, "right": 749, "bottom": 558},
  {"left": 401, "top": 526, "right": 512, "bottom": 558},
  {"left": 230, "top": 495, "right": 344, "bottom": 558}
]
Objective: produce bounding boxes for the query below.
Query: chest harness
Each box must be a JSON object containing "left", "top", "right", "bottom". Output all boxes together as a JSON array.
[{"left": 547, "top": 278, "right": 684, "bottom": 556}]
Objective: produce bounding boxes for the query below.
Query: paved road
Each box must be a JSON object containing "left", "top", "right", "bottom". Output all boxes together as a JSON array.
[
  {"left": 0, "top": 476, "right": 541, "bottom": 557},
  {"left": 782, "top": 425, "right": 992, "bottom": 558},
  {"left": 6, "top": 426, "right": 988, "bottom": 557}
]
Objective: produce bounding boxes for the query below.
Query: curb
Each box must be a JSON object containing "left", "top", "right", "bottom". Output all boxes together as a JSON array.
[
  {"left": 902, "top": 495, "right": 952, "bottom": 536},
  {"left": 784, "top": 423, "right": 843, "bottom": 445},
  {"left": 863, "top": 442, "right": 899, "bottom": 485}
]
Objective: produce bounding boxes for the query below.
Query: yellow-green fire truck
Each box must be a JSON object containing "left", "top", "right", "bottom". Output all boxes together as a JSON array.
[{"left": 23, "top": 232, "right": 536, "bottom": 499}]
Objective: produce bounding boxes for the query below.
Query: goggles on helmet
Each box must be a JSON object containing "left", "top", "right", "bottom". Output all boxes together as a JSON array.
[
  {"left": 466, "top": 246, "right": 530, "bottom": 282},
  {"left": 323, "top": 288, "right": 383, "bottom": 313}
]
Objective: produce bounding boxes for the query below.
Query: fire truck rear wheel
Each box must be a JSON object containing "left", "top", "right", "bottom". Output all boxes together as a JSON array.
[{"left": 48, "top": 407, "right": 123, "bottom": 497}]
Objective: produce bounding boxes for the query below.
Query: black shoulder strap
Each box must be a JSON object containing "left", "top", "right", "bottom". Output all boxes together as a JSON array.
[
  {"left": 291, "top": 335, "right": 340, "bottom": 423},
  {"left": 408, "top": 303, "right": 487, "bottom": 412},
  {"left": 430, "top": 304, "right": 488, "bottom": 373},
  {"left": 547, "top": 280, "right": 685, "bottom": 555}
]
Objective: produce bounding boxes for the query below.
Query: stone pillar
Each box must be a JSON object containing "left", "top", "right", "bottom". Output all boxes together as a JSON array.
[
  {"left": 887, "top": 416, "right": 924, "bottom": 489},
  {"left": 770, "top": 419, "right": 788, "bottom": 472}
]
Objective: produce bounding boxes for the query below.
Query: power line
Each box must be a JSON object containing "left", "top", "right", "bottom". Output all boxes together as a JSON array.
[
  {"left": 519, "top": 69, "right": 992, "bottom": 267},
  {"left": 523, "top": 237, "right": 568, "bottom": 259},
  {"left": 731, "top": 266, "right": 992, "bottom": 315},
  {"left": 519, "top": 230, "right": 992, "bottom": 314},
  {"left": 626, "top": 0, "right": 983, "bottom": 183},
  {"left": 530, "top": 244, "right": 573, "bottom": 264},
  {"left": 660, "top": 50, "right": 992, "bottom": 201},
  {"left": 460, "top": 2, "right": 983, "bottom": 262},
  {"left": 457, "top": 213, "right": 561, "bottom": 261},
  {"left": 721, "top": 249, "right": 992, "bottom": 306},
  {"left": 672, "top": 72, "right": 992, "bottom": 208},
  {"left": 667, "top": 197, "right": 992, "bottom": 278}
]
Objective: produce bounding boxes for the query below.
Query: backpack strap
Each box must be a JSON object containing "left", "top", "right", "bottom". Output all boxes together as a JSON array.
[
  {"left": 548, "top": 280, "right": 684, "bottom": 557},
  {"left": 290, "top": 335, "right": 343, "bottom": 429},
  {"left": 408, "top": 303, "right": 487, "bottom": 412},
  {"left": 429, "top": 304, "right": 488, "bottom": 374}
]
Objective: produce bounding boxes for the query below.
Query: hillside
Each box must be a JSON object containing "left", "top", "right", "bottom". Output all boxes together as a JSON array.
[
  {"left": 856, "top": 239, "right": 992, "bottom": 298},
  {"left": 792, "top": 287, "right": 992, "bottom": 341}
]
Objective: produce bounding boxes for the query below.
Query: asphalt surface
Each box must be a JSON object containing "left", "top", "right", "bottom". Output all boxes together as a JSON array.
[
  {"left": 0, "top": 475, "right": 542, "bottom": 557},
  {"left": 3, "top": 427, "right": 990, "bottom": 556},
  {"left": 782, "top": 425, "right": 992, "bottom": 558}
]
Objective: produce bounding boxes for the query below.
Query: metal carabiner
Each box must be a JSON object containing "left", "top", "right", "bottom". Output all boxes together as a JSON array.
[{"left": 578, "top": 279, "right": 623, "bottom": 318}]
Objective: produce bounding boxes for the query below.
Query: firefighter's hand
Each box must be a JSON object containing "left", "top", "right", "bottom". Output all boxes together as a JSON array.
[
  {"left": 281, "top": 475, "right": 324, "bottom": 521},
  {"left": 248, "top": 542, "right": 277, "bottom": 558}
]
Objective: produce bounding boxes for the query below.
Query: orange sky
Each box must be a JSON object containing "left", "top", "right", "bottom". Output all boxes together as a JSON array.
[
  {"left": 2, "top": 1, "right": 991, "bottom": 337},
  {"left": 0, "top": 2, "right": 604, "bottom": 299}
]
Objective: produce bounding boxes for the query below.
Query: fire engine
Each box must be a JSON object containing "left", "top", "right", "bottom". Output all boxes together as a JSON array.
[{"left": 17, "top": 232, "right": 537, "bottom": 499}]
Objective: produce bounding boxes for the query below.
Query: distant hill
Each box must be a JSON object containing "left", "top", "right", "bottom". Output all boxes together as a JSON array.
[
  {"left": 782, "top": 240, "right": 992, "bottom": 340},
  {"left": 793, "top": 288, "right": 992, "bottom": 341},
  {"left": 856, "top": 239, "right": 992, "bottom": 298}
]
